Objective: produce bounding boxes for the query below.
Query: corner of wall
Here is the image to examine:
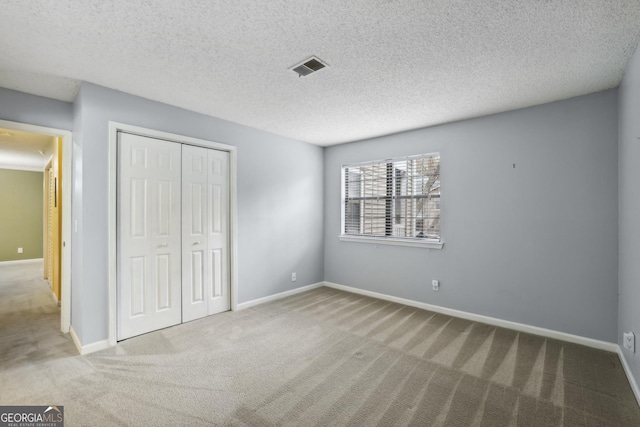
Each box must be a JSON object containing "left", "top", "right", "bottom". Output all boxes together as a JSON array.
[{"left": 617, "top": 36, "right": 640, "bottom": 406}]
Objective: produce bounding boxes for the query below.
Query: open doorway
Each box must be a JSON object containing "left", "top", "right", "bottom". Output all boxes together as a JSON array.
[{"left": 0, "top": 120, "right": 71, "bottom": 334}]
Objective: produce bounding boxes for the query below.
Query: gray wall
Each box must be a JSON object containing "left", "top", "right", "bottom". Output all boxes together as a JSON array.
[
  {"left": 0, "top": 87, "right": 73, "bottom": 131},
  {"left": 73, "top": 83, "right": 324, "bottom": 345},
  {"left": 0, "top": 82, "right": 625, "bottom": 349},
  {"left": 324, "top": 90, "right": 619, "bottom": 342},
  {"left": 619, "top": 44, "right": 640, "bottom": 388}
]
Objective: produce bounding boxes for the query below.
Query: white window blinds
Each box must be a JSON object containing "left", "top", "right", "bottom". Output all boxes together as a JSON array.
[{"left": 342, "top": 153, "right": 440, "bottom": 242}]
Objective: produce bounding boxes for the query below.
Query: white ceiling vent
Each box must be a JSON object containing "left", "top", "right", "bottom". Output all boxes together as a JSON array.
[{"left": 290, "top": 56, "right": 328, "bottom": 77}]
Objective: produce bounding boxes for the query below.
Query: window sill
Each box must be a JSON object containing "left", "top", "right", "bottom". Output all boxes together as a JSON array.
[{"left": 339, "top": 235, "right": 444, "bottom": 249}]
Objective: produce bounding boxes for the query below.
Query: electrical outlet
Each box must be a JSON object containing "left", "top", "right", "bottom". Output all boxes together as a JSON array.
[
  {"left": 291, "top": 272, "right": 297, "bottom": 282},
  {"left": 432, "top": 279, "right": 439, "bottom": 291},
  {"left": 17, "top": 247, "right": 23, "bottom": 254},
  {"left": 623, "top": 332, "right": 635, "bottom": 353}
]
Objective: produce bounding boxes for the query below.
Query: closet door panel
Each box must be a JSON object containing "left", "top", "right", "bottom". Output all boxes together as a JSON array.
[
  {"left": 182, "top": 144, "right": 210, "bottom": 322},
  {"left": 117, "top": 133, "right": 182, "bottom": 340},
  {"left": 207, "top": 149, "right": 230, "bottom": 315}
]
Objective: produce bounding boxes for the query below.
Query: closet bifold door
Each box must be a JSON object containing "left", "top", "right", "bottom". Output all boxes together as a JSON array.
[
  {"left": 117, "top": 133, "right": 182, "bottom": 340},
  {"left": 182, "top": 145, "right": 230, "bottom": 322},
  {"left": 206, "top": 147, "right": 230, "bottom": 316}
]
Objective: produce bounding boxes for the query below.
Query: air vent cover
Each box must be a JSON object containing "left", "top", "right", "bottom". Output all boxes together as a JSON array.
[{"left": 290, "top": 56, "right": 328, "bottom": 77}]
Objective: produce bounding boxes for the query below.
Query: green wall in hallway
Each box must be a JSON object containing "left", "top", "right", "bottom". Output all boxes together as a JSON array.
[{"left": 0, "top": 168, "right": 43, "bottom": 261}]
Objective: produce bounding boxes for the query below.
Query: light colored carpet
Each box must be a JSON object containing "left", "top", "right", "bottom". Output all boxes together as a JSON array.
[{"left": 1, "top": 262, "right": 639, "bottom": 426}]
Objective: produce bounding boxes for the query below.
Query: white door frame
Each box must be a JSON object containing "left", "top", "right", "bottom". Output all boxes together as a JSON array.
[
  {"left": 0, "top": 119, "right": 72, "bottom": 334},
  {"left": 108, "top": 122, "right": 238, "bottom": 347}
]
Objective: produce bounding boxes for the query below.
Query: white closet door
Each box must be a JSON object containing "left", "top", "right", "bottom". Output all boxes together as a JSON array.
[
  {"left": 206, "top": 148, "right": 230, "bottom": 315},
  {"left": 182, "top": 144, "right": 210, "bottom": 322},
  {"left": 117, "top": 133, "right": 182, "bottom": 340},
  {"left": 182, "top": 145, "right": 230, "bottom": 322}
]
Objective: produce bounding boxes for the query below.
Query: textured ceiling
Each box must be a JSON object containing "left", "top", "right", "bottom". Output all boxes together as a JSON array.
[
  {"left": 0, "top": 128, "right": 55, "bottom": 171},
  {"left": 1, "top": 1, "right": 640, "bottom": 146}
]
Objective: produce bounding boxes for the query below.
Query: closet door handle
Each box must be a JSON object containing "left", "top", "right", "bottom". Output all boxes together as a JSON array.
[
  {"left": 158, "top": 243, "right": 168, "bottom": 248},
  {"left": 193, "top": 241, "right": 201, "bottom": 246}
]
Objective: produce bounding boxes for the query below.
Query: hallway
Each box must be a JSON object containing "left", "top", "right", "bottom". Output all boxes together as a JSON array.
[{"left": 0, "top": 260, "right": 76, "bottom": 402}]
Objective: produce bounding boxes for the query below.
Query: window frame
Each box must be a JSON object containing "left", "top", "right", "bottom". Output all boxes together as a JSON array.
[{"left": 340, "top": 153, "right": 443, "bottom": 249}]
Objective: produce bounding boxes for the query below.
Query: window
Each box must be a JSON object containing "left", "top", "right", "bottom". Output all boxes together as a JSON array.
[{"left": 341, "top": 153, "right": 442, "bottom": 248}]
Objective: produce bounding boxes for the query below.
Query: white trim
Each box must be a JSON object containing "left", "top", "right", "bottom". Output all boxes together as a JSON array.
[
  {"left": 322, "top": 281, "right": 619, "bottom": 353},
  {"left": 0, "top": 258, "right": 44, "bottom": 266},
  {"left": 108, "top": 122, "right": 239, "bottom": 347},
  {"left": 229, "top": 148, "right": 239, "bottom": 311},
  {"left": 0, "top": 119, "right": 71, "bottom": 335},
  {"left": 50, "top": 290, "right": 59, "bottom": 305},
  {"left": 108, "top": 124, "right": 118, "bottom": 347},
  {"left": 236, "top": 282, "right": 324, "bottom": 310},
  {"left": 70, "top": 326, "right": 81, "bottom": 354},
  {"left": 340, "top": 235, "right": 444, "bottom": 249},
  {"left": 340, "top": 168, "right": 346, "bottom": 234},
  {"left": 60, "top": 127, "right": 72, "bottom": 334},
  {"left": 0, "top": 164, "right": 43, "bottom": 172},
  {"left": 617, "top": 347, "right": 640, "bottom": 407},
  {"left": 70, "top": 326, "right": 110, "bottom": 356}
]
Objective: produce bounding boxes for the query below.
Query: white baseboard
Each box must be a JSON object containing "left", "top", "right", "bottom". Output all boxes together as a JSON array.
[
  {"left": 69, "top": 326, "right": 82, "bottom": 355},
  {"left": 617, "top": 347, "right": 640, "bottom": 407},
  {"left": 50, "top": 290, "right": 59, "bottom": 305},
  {"left": 322, "top": 281, "right": 619, "bottom": 353},
  {"left": 0, "top": 258, "right": 44, "bottom": 266},
  {"left": 70, "top": 326, "right": 110, "bottom": 356},
  {"left": 237, "top": 282, "right": 324, "bottom": 310}
]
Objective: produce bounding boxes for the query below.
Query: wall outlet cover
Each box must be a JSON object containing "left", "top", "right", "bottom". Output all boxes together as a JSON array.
[
  {"left": 18, "top": 247, "right": 23, "bottom": 254},
  {"left": 432, "top": 279, "right": 439, "bottom": 291},
  {"left": 291, "top": 272, "right": 297, "bottom": 282},
  {"left": 623, "top": 332, "right": 635, "bottom": 353}
]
